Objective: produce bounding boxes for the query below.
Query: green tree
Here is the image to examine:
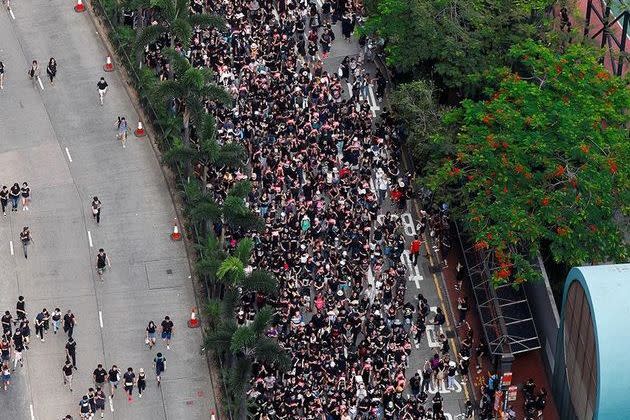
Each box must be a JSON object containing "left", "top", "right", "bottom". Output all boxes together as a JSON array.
[
  {"left": 205, "top": 306, "right": 290, "bottom": 417},
  {"left": 362, "top": 0, "right": 552, "bottom": 93},
  {"left": 136, "top": 0, "right": 224, "bottom": 74},
  {"left": 427, "top": 41, "right": 630, "bottom": 284},
  {"left": 152, "top": 49, "right": 231, "bottom": 176},
  {"left": 217, "top": 238, "right": 278, "bottom": 294},
  {"left": 390, "top": 80, "right": 454, "bottom": 175}
]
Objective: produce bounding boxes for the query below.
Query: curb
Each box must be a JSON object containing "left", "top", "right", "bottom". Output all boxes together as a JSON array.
[{"left": 83, "top": 3, "right": 223, "bottom": 414}]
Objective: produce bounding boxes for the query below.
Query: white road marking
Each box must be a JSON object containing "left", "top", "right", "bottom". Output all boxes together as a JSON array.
[
  {"left": 99, "top": 311, "right": 103, "bottom": 328},
  {"left": 37, "top": 76, "right": 44, "bottom": 90},
  {"left": 400, "top": 212, "right": 417, "bottom": 237},
  {"left": 87, "top": 231, "right": 93, "bottom": 247},
  {"left": 401, "top": 250, "right": 423, "bottom": 288},
  {"left": 9, "top": 241, "right": 14, "bottom": 256},
  {"left": 30, "top": 404, "right": 34, "bottom": 420},
  {"left": 65, "top": 147, "right": 72, "bottom": 162},
  {"left": 109, "top": 395, "right": 114, "bottom": 412},
  {"left": 9, "top": 9, "right": 15, "bottom": 20},
  {"left": 367, "top": 85, "right": 380, "bottom": 111}
]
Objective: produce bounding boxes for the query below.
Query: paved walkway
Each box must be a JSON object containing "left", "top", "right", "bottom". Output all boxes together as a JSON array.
[
  {"left": 322, "top": 17, "right": 471, "bottom": 419},
  {"left": 0, "top": 2, "right": 213, "bottom": 419}
]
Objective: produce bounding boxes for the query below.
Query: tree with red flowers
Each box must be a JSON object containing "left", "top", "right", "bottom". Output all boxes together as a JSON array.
[{"left": 427, "top": 41, "right": 629, "bottom": 284}]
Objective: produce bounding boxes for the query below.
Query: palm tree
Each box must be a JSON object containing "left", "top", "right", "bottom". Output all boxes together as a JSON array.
[
  {"left": 216, "top": 238, "right": 278, "bottom": 294},
  {"left": 136, "top": 0, "right": 224, "bottom": 75},
  {"left": 152, "top": 49, "right": 231, "bottom": 176},
  {"left": 204, "top": 306, "right": 290, "bottom": 417}
]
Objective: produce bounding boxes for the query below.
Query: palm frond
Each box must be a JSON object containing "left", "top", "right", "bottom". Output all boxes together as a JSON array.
[
  {"left": 189, "top": 199, "right": 222, "bottom": 224},
  {"left": 161, "top": 140, "right": 197, "bottom": 165},
  {"left": 216, "top": 142, "right": 247, "bottom": 168},
  {"left": 221, "top": 288, "right": 240, "bottom": 318},
  {"left": 217, "top": 256, "right": 245, "bottom": 285},
  {"left": 189, "top": 13, "right": 226, "bottom": 30},
  {"left": 242, "top": 270, "right": 278, "bottom": 295},
  {"left": 251, "top": 306, "right": 273, "bottom": 336},
  {"left": 254, "top": 338, "right": 291, "bottom": 371},
  {"left": 200, "top": 83, "right": 233, "bottom": 105},
  {"left": 234, "top": 238, "right": 253, "bottom": 265},
  {"left": 161, "top": 47, "right": 192, "bottom": 75},
  {"left": 228, "top": 180, "right": 252, "bottom": 199},
  {"left": 136, "top": 24, "right": 168, "bottom": 51},
  {"left": 199, "top": 114, "right": 217, "bottom": 143},
  {"left": 151, "top": 0, "right": 176, "bottom": 21},
  {"left": 195, "top": 257, "right": 219, "bottom": 278},
  {"left": 155, "top": 80, "right": 186, "bottom": 102},
  {"left": 171, "top": 17, "right": 193, "bottom": 45},
  {"left": 229, "top": 325, "right": 256, "bottom": 354},
  {"left": 204, "top": 322, "right": 236, "bottom": 354}
]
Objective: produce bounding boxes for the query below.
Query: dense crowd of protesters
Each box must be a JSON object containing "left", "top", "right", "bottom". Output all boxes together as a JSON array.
[{"left": 138, "top": 0, "right": 500, "bottom": 418}]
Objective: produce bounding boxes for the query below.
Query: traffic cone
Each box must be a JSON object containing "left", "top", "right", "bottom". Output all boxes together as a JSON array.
[
  {"left": 171, "top": 220, "right": 182, "bottom": 241},
  {"left": 187, "top": 307, "right": 200, "bottom": 328},
  {"left": 210, "top": 410, "right": 216, "bottom": 420},
  {"left": 134, "top": 121, "right": 146, "bottom": 137},
  {"left": 74, "top": 0, "right": 85, "bottom": 13},
  {"left": 103, "top": 56, "right": 114, "bottom": 72}
]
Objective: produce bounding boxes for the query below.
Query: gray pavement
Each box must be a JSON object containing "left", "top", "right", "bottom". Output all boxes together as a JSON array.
[
  {"left": 0, "top": 2, "right": 213, "bottom": 419},
  {"left": 319, "top": 17, "right": 470, "bottom": 419}
]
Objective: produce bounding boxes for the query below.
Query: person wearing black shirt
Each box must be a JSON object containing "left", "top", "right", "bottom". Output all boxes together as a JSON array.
[
  {"left": 9, "top": 183, "right": 20, "bottom": 212},
  {"left": 123, "top": 367, "right": 135, "bottom": 401},
  {"left": 16, "top": 296, "right": 26, "bottom": 321},
  {"left": 65, "top": 337, "right": 77, "bottom": 369},
  {"left": 1, "top": 311, "right": 12, "bottom": 337},
  {"left": 137, "top": 368, "right": 146, "bottom": 398},
  {"left": 63, "top": 310, "right": 76, "bottom": 338},
  {"left": 94, "top": 386, "right": 106, "bottom": 417},
  {"left": 62, "top": 360, "right": 74, "bottom": 391},
  {"left": 93, "top": 364, "right": 107, "bottom": 389},
  {"left": 160, "top": 316, "right": 174, "bottom": 349},
  {"left": 0, "top": 185, "right": 8, "bottom": 215},
  {"left": 20, "top": 226, "right": 32, "bottom": 259},
  {"left": 78, "top": 394, "right": 91, "bottom": 418},
  {"left": 154, "top": 352, "right": 166, "bottom": 385},
  {"left": 97, "top": 77, "right": 108, "bottom": 105},
  {"left": 108, "top": 365, "right": 120, "bottom": 397}
]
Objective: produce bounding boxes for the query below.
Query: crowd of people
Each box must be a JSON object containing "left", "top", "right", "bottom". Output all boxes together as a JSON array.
[{"left": 138, "top": 0, "right": 481, "bottom": 418}]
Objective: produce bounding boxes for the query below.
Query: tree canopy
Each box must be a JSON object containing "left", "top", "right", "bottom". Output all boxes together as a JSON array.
[
  {"left": 426, "top": 41, "right": 630, "bottom": 284},
  {"left": 363, "top": 0, "right": 552, "bottom": 92}
]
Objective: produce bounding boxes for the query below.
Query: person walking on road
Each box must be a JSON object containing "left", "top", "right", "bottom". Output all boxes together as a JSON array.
[
  {"left": 20, "top": 226, "right": 32, "bottom": 259},
  {"left": 63, "top": 310, "right": 77, "bottom": 338},
  {"left": 91, "top": 197, "right": 102, "bottom": 224},
  {"left": 28, "top": 60, "right": 40, "bottom": 88},
  {"left": 65, "top": 337, "right": 77, "bottom": 369},
  {"left": 2, "top": 311, "right": 13, "bottom": 337},
  {"left": 93, "top": 364, "right": 107, "bottom": 389},
  {"left": 154, "top": 352, "right": 166, "bottom": 386},
  {"left": 145, "top": 320, "right": 157, "bottom": 349},
  {"left": 21, "top": 182, "right": 30, "bottom": 211},
  {"left": 97, "top": 77, "right": 108, "bottom": 106},
  {"left": 35, "top": 310, "right": 45, "bottom": 342},
  {"left": 2, "top": 363, "right": 11, "bottom": 390},
  {"left": 160, "top": 316, "right": 173, "bottom": 349},
  {"left": 62, "top": 359, "right": 74, "bottom": 391},
  {"left": 16, "top": 296, "right": 26, "bottom": 322},
  {"left": 9, "top": 183, "right": 20, "bottom": 212},
  {"left": 137, "top": 368, "right": 146, "bottom": 398},
  {"left": 96, "top": 248, "right": 111, "bottom": 280},
  {"left": 0, "top": 185, "right": 9, "bottom": 215},
  {"left": 0, "top": 338, "right": 10, "bottom": 367},
  {"left": 46, "top": 58, "right": 57, "bottom": 85},
  {"left": 20, "top": 319, "right": 30, "bottom": 349},
  {"left": 123, "top": 367, "right": 135, "bottom": 402},
  {"left": 409, "top": 235, "right": 422, "bottom": 265},
  {"left": 12, "top": 328, "right": 24, "bottom": 371},
  {"left": 52, "top": 308, "right": 62, "bottom": 334},
  {"left": 108, "top": 365, "right": 120, "bottom": 398},
  {"left": 116, "top": 117, "right": 129, "bottom": 148},
  {"left": 78, "top": 395, "right": 92, "bottom": 419},
  {"left": 94, "top": 386, "right": 106, "bottom": 418}
]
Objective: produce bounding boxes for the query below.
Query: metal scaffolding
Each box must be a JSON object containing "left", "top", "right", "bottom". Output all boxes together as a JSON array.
[{"left": 584, "top": 0, "right": 629, "bottom": 76}]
